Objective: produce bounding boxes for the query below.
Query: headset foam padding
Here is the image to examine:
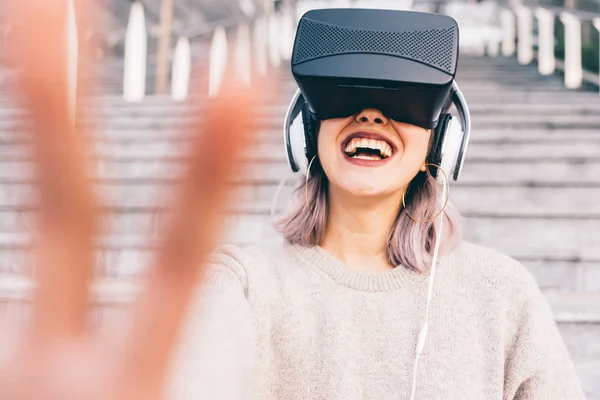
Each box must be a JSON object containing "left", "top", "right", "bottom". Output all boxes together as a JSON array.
[
  {"left": 428, "top": 113, "right": 452, "bottom": 178},
  {"left": 301, "top": 103, "right": 320, "bottom": 163}
]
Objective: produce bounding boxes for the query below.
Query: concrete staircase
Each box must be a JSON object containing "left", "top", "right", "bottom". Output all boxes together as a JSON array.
[
  {"left": 0, "top": 55, "right": 599, "bottom": 397},
  {"left": 451, "top": 57, "right": 600, "bottom": 399}
]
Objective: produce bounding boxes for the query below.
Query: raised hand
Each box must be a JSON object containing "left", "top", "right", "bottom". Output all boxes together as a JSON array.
[{"left": 0, "top": 1, "right": 267, "bottom": 399}]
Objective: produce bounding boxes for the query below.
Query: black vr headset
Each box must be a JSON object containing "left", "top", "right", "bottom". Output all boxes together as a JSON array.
[{"left": 283, "top": 8, "right": 471, "bottom": 181}]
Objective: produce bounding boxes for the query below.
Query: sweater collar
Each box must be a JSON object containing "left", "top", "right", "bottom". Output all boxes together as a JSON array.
[{"left": 289, "top": 243, "right": 430, "bottom": 292}]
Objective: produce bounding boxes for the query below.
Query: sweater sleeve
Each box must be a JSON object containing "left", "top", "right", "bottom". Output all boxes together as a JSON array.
[
  {"left": 165, "top": 249, "right": 257, "bottom": 400},
  {"left": 502, "top": 266, "right": 585, "bottom": 400}
]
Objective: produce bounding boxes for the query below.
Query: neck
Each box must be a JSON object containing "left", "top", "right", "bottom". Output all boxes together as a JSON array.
[{"left": 320, "top": 187, "right": 404, "bottom": 273}]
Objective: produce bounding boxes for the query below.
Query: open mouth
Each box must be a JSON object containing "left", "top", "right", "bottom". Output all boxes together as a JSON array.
[
  {"left": 344, "top": 138, "right": 393, "bottom": 160},
  {"left": 341, "top": 132, "right": 396, "bottom": 162}
]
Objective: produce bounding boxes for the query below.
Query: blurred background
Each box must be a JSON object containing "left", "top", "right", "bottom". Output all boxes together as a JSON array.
[{"left": 0, "top": 0, "right": 598, "bottom": 398}]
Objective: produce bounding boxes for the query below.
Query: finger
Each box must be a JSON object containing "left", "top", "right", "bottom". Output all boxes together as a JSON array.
[
  {"left": 122, "top": 67, "right": 270, "bottom": 389},
  {"left": 6, "top": 0, "right": 99, "bottom": 344}
]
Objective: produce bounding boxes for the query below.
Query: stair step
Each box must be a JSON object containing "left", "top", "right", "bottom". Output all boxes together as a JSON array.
[
  {"left": 1, "top": 128, "right": 599, "bottom": 147},
  {"left": 1, "top": 102, "right": 599, "bottom": 119},
  {"left": 0, "top": 244, "right": 597, "bottom": 290},
  {"left": 0, "top": 277, "right": 597, "bottom": 396},
  {"left": 3, "top": 139, "right": 600, "bottom": 163},
  {"left": 0, "top": 183, "right": 599, "bottom": 216},
  {"left": 573, "top": 360, "right": 600, "bottom": 400},
  {"left": 0, "top": 214, "right": 598, "bottom": 261},
  {"left": 0, "top": 271, "right": 598, "bottom": 315}
]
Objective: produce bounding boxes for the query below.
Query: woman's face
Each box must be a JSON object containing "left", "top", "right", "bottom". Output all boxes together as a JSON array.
[{"left": 317, "top": 108, "right": 431, "bottom": 198}]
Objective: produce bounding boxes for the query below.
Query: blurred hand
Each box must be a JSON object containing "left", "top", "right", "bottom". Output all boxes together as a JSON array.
[{"left": 0, "top": 1, "right": 267, "bottom": 399}]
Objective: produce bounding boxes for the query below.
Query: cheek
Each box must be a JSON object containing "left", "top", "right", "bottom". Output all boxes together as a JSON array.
[
  {"left": 396, "top": 128, "right": 431, "bottom": 164},
  {"left": 316, "top": 119, "right": 348, "bottom": 161},
  {"left": 317, "top": 119, "right": 344, "bottom": 145},
  {"left": 317, "top": 139, "right": 342, "bottom": 180}
]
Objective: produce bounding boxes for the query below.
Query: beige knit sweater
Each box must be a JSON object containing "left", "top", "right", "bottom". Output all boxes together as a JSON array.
[{"left": 166, "top": 241, "right": 585, "bottom": 399}]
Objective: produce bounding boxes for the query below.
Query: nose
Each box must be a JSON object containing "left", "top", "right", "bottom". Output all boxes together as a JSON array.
[{"left": 355, "top": 108, "right": 389, "bottom": 125}]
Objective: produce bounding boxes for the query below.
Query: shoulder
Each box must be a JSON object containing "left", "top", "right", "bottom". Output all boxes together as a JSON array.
[
  {"left": 207, "top": 241, "right": 296, "bottom": 295},
  {"left": 442, "top": 241, "right": 555, "bottom": 337},
  {"left": 443, "top": 241, "right": 541, "bottom": 301}
]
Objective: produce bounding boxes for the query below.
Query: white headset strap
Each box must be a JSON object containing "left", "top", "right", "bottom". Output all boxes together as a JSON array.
[
  {"left": 449, "top": 81, "right": 471, "bottom": 181},
  {"left": 283, "top": 89, "right": 305, "bottom": 173},
  {"left": 409, "top": 173, "right": 448, "bottom": 400}
]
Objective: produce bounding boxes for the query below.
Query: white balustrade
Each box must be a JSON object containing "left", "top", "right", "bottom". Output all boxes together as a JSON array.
[
  {"left": 559, "top": 12, "right": 583, "bottom": 89},
  {"left": 505, "top": 5, "right": 599, "bottom": 90},
  {"left": 85, "top": 29, "right": 104, "bottom": 60},
  {"left": 235, "top": 22, "right": 252, "bottom": 86},
  {"left": 66, "top": 0, "right": 78, "bottom": 121},
  {"left": 209, "top": 26, "right": 228, "bottom": 97},
  {"left": 171, "top": 36, "right": 191, "bottom": 101},
  {"left": 486, "top": 28, "right": 502, "bottom": 57},
  {"left": 280, "top": 5, "right": 295, "bottom": 61},
  {"left": 353, "top": 0, "right": 413, "bottom": 10},
  {"left": 535, "top": 8, "right": 556, "bottom": 75},
  {"left": 593, "top": 18, "right": 600, "bottom": 92},
  {"left": 239, "top": 0, "right": 256, "bottom": 18},
  {"left": 117, "top": 1, "right": 279, "bottom": 100},
  {"left": 4, "top": 25, "right": 12, "bottom": 47},
  {"left": 253, "top": 16, "right": 268, "bottom": 76},
  {"left": 268, "top": 12, "right": 282, "bottom": 68},
  {"left": 516, "top": 5, "right": 534, "bottom": 64},
  {"left": 500, "top": 9, "right": 516, "bottom": 56},
  {"left": 123, "top": 2, "right": 147, "bottom": 102}
]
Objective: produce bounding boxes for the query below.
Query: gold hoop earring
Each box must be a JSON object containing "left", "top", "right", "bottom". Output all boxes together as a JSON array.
[
  {"left": 402, "top": 163, "right": 450, "bottom": 223},
  {"left": 305, "top": 155, "right": 318, "bottom": 209}
]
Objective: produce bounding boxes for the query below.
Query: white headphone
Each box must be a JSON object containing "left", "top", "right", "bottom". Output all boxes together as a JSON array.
[{"left": 283, "top": 81, "right": 471, "bottom": 182}]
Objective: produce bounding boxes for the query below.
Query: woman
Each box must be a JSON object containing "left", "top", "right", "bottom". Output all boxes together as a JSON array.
[
  {"left": 166, "top": 103, "right": 585, "bottom": 399},
  {"left": 0, "top": 3, "right": 584, "bottom": 400}
]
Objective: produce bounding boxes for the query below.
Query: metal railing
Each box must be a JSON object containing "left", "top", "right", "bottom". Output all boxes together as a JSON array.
[
  {"left": 2, "top": 0, "right": 598, "bottom": 98},
  {"left": 411, "top": 0, "right": 600, "bottom": 91},
  {"left": 497, "top": 2, "right": 600, "bottom": 91},
  {"left": 0, "top": 0, "right": 296, "bottom": 103},
  {"left": 119, "top": 0, "right": 295, "bottom": 101}
]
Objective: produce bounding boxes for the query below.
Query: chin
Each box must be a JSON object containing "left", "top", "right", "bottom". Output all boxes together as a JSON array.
[{"left": 333, "top": 178, "right": 394, "bottom": 198}]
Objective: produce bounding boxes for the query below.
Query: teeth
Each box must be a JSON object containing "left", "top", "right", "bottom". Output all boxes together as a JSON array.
[
  {"left": 381, "top": 144, "right": 391, "bottom": 157},
  {"left": 355, "top": 154, "right": 381, "bottom": 160},
  {"left": 344, "top": 137, "right": 393, "bottom": 158}
]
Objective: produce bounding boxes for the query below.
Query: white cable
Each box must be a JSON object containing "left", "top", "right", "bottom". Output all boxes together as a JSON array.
[
  {"left": 409, "top": 175, "right": 448, "bottom": 400},
  {"left": 270, "top": 175, "right": 293, "bottom": 217}
]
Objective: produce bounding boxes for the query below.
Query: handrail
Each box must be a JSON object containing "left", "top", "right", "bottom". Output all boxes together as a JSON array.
[
  {"left": 185, "top": 14, "right": 255, "bottom": 40},
  {"left": 499, "top": 2, "right": 600, "bottom": 91},
  {"left": 521, "top": 3, "right": 600, "bottom": 21},
  {"left": 107, "top": 3, "right": 259, "bottom": 52},
  {"left": 119, "top": 0, "right": 286, "bottom": 102},
  {"left": 404, "top": 0, "right": 599, "bottom": 91}
]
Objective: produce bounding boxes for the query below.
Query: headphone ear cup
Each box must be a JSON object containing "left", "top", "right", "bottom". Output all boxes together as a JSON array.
[
  {"left": 429, "top": 113, "right": 452, "bottom": 179},
  {"left": 288, "top": 108, "right": 308, "bottom": 174},
  {"left": 440, "top": 116, "right": 466, "bottom": 181},
  {"left": 301, "top": 104, "right": 320, "bottom": 163}
]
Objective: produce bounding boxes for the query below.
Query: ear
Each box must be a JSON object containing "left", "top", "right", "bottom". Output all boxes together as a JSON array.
[{"left": 419, "top": 162, "right": 427, "bottom": 172}]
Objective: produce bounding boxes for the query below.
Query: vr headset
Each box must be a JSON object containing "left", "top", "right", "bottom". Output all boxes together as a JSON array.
[{"left": 283, "top": 8, "right": 471, "bottom": 181}]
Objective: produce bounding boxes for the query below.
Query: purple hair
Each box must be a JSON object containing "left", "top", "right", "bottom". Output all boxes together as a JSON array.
[{"left": 275, "top": 156, "right": 463, "bottom": 273}]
